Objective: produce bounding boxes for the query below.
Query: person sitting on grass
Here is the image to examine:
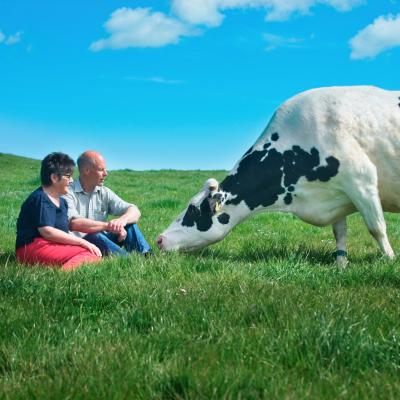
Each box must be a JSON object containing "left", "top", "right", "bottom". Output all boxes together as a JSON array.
[
  {"left": 15, "top": 152, "right": 102, "bottom": 271},
  {"left": 63, "top": 150, "right": 152, "bottom": 257}
]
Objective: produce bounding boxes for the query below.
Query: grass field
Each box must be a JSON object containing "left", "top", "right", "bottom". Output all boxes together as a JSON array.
[{"left": 1, "top": 152, "right": 400, "bottom": 399}]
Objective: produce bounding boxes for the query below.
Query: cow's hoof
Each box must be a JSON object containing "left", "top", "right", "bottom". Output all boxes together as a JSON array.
[
  {"left": 332, "top": 250, "right": 348, "bottom": 268},
  {"left": 336, "top": 256, "right": 348, "bottom": 268},
  {"left": 386, "top": 251, "right": 395, "bottom": 260}
]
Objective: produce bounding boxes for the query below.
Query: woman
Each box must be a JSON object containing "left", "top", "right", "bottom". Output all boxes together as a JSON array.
[{"left": 16, "top": 152, "right": 102, "bottom": 270}]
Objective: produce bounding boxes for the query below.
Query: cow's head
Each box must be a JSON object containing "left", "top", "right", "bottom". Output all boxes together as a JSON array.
[{"left": 157, "top": 178, "right": 234, "bottom": 251}]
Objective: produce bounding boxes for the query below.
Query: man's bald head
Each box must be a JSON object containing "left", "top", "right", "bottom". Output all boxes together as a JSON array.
[
  {"left": 77, "top": 151, "right": 104, "bottom": 173},
  {"left": 77, "top": 150, "right": 108, "bottom": 192}
]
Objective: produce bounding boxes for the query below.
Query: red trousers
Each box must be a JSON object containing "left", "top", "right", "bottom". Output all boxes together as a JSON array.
[{"left": 16, "top": 237, "right": 101, "bottom": 271}]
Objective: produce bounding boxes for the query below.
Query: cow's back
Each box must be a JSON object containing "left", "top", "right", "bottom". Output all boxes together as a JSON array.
[{"left": 260, "top": 86, "right": 400, "bottom": 212}]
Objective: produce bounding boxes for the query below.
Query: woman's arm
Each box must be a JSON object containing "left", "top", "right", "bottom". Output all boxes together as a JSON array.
[{"left": 38, "top": 226, "right": 102, "bottom": 257}]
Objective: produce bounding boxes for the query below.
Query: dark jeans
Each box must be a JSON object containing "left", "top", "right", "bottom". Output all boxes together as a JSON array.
[{"left": 84, "top": 224, "right": 151, "bottom": 256}]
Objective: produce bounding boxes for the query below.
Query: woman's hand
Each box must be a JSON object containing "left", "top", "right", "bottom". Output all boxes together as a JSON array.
[
  {"left": 80, "top": 240, "right": 102, "bottom": 257},
  {"left": 38, "top": 226, "right": 102, "bottom": 257}
]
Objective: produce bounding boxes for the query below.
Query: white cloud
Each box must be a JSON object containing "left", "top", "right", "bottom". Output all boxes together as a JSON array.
[
  {"left": 172, "top": 0, "right": 224, "bottom": 27},
  {"left": 350, "top": 14, "right": 400, "bottom": 59},
  {"left": 265, "top": 0, "right": 363, "bottom": 21},
  {"left": 0, "top": 30, "right": 22, "bottom": 46},
  {"left": 172, "top": 0, "right": 363, "bottom": 26},
  {"left": 125, "top": 76, "right": 185, "bottom": 84},
  {"left": 263, "top": 32, "right": 303, "bottom": 51},
  {"left": 5, "top": 31, "right": 22, "bottom": 45},
  {"left": 90, "top": 7, "right": 197, "bottom": 51},
  {"left": 91, "top": 1, "right": 362, "bottom": 50}
]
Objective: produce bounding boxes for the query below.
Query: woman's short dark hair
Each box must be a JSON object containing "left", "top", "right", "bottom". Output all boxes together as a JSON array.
[{"left": 40, "top": 152, "right": 75, "bottom": 187}]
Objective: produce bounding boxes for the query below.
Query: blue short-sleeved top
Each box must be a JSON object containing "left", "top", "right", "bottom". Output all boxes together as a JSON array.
[{"left": 16, "top": 187, "right": 69, "bottom": 249}]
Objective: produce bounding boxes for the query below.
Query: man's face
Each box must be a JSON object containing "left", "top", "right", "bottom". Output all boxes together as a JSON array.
[{"left": 85, "top": 155, "right": 108, "bottom": 188}]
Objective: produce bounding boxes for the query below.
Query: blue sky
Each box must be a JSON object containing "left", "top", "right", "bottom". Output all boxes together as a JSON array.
[{"left": 1, "top": 0, "right": 399, "bottom": 170}]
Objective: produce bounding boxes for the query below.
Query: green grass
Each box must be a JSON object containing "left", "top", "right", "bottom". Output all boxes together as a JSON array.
[{"left": 1, "top": 152, "right": 400, "bottom": 399}]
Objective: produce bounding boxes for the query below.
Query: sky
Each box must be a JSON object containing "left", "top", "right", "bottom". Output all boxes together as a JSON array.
[{"left": 1, "top": 0, "right": 400, "bottom": 170}]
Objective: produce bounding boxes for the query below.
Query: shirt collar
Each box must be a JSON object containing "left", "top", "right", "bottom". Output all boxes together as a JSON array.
[{"left": 75, "top": 179, "right": 101, "bottom": 194}]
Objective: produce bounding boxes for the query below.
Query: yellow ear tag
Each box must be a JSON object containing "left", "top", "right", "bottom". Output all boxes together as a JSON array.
[{"left": 215, "top": 202, "right": 221, "bottom": 213}]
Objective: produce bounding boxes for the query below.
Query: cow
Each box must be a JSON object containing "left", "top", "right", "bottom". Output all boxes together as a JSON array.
[{"left": 157, "top": 86, "right": 400, "bottom": 266}]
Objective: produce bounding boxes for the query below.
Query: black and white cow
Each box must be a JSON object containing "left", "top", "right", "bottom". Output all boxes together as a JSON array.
[{"left": 157, "top": 86, "right": 400, "bottom": 265}]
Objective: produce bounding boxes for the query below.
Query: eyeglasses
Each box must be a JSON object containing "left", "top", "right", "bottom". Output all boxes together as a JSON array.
[{"left": 61, "top": 174, "right": 73, "bottom": 180}]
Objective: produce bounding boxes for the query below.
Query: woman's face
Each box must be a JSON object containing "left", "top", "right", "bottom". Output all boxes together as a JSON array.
[{"left": 51, "top": 171, "right": 74, "bottom": 195}]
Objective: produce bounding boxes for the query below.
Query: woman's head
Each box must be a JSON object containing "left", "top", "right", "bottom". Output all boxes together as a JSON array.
[{"left": 41, "top": 152, "right": 75, "bottom": 187}]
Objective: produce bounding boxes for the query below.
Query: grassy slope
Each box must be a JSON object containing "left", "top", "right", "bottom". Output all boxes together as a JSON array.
[{"left": 1, "top": 152, "right": 400, "bottom": 399}]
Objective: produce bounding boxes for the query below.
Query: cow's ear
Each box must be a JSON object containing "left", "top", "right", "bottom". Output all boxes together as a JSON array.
[{"left": 204, "top": 178, "right": 219, "bottom": 192}]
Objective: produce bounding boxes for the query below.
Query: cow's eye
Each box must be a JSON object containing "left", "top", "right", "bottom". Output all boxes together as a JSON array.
[{"left": 212, "top": 193, "right": 223, "bottom": 201}]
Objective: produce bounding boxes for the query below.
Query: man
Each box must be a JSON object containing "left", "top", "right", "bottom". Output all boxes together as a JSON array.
[{"left": 63, "top": 150, "right": 152, "bottom": 257}]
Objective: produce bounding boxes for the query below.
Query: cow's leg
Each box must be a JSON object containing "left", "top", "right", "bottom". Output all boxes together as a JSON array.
[
  {"left": 332, "top": 218, "right": 348, "bottom": 267},
  {"left": 348, "top": 187, "right": 394, "bottom": 259}
]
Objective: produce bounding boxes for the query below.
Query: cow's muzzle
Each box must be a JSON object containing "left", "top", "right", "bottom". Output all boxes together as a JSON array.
[{"left": 156, "top": 235, "right": 165, "bottom": 250}]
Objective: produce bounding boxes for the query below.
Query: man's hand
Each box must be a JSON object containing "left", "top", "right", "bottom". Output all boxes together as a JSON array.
[
  {"left": 106, "top": 218, "right": 127, "bottom": 234},
  {"left": 117, "top": 227, "right": 127, "bottom": 243},
  {"left": 107, "top": 218, "right": 127, "bottom": 242}
]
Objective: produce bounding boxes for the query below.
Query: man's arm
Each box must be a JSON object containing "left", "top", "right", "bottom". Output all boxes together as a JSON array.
[
  {"left": 64, "top": 191, "right": 109, "bottom": 234},
  {"left": 106, "top": 187, "right": 141, "bottom": 233},
  {"left": 107, "top": 205, "right": 141, "bottom": 233},
  {"left": 69, "top": 218, "right": 109, "bottom": 234},
  {"left": 70, "top": 206, "right": 140, "bottom": 234}
]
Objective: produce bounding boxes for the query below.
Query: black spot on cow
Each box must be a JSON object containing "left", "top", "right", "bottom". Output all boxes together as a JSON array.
[
  {"left": 221, "top": 134, "right": 340, "bottom": 210},
  {"left": 263, "top": 142, "right": 271, "bottom": 150},
  {"left": 271, "top": 132, "right": 279, "bottom": 141},
  {"left": 217, "top": 213, "right": 230, "bottom": 225},
  {"left": 282, "top": 146, "right": 339, "bottom": 186},
  {"left": 223, "top": 148, "right": 285, "bottom": 209},
  {"left": 283, "top": 193, "right": 292, "bottom": 205},
  {"left": 182, "top": 205, "right": 197, "bottom": 227},
  {"left": 182, "top": 198, "right": 213, "bottom": 231}
]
